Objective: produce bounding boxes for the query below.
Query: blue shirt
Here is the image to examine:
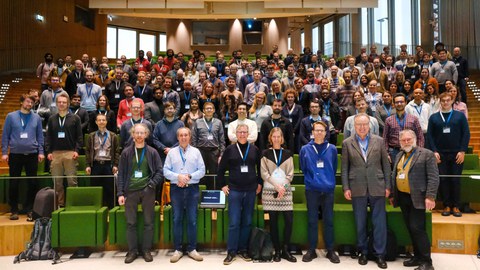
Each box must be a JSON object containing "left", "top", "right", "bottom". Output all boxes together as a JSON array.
[
  {"left": 163, "top": 145, "right": 206, "bottom": 184},
  {"left": 1, "top": 110, "right": 44, "bottom": 155}
]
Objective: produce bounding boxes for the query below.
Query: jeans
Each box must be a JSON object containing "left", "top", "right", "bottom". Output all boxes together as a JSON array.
[
  {"left": 305, "top": 190, "right": 334, "bottom": 251},
  {"left": 352, "top": 195, "right": 387, "bottom": 256},
  {"left": 8, "top": 153, "right": 39, "bottom": 212},
  {"left": 170, "top": 184, "right": 200, "bottom": 252},
  {"left": 125, "top": 186, "right": 156, "bottom": 253},
  {"left": 227, "top": 189, "right": 256, "bottom": 254}
]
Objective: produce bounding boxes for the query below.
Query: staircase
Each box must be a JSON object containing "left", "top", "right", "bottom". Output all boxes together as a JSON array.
[{"left": 466, "top": 73, "right": 480, "bottom": 155}]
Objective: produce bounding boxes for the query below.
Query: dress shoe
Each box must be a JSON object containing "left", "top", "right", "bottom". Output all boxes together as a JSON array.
[
  {"left": 415, "top": 263, "right": 434, "bottom": 270},
  {"left": 281, "top": 246, "right": 297, "bottom": 262},
  {"left": 223, "top": 252, "right": 236, "bottom": 265},
  {"left": 273, "top": 250, "right": 281, "bottom": 262},
  {"left": 452, "top": 207, "right": 462, "bottom": 217},
  {"left": 403, "top": 257, "right": 422, "bottom": 267},
  {"left": 124, "top": 252, "right": 138, "bottom": 264},
  {"left": 441, "top": 207, "right": 451, "bottom": 216},
  {"left": 302, "top": 250, "right": 317, "bottom": 262},
  {"left": 326, "top": 250, "right": 340, "bottom": 264},
  {"left": 143, "top": 250, "right": 153, "bottom": 262},
  {"left": 10, "top": 212, "right": 19, "bottom": 220},
  {"left": 376, "top": 257, "right": 388, "bottom": 269},
  {"left": 358, "top": 254, "right": 368, "bottom": 265},
  {"left": 237, "top": 251, "right": 252, "bottom": 261}
]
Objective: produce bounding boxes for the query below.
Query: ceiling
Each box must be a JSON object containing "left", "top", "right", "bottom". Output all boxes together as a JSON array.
[{"left": 90, "top": 0, "right": 377, "bottom": 19}]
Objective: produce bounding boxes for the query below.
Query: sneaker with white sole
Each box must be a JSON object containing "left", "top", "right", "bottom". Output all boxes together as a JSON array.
[
  {"left": 170, "top": 250, "right": 183, "bottom": 263},
  {"left": 188, "top": 249, "right": 203, "bottom": 261}
]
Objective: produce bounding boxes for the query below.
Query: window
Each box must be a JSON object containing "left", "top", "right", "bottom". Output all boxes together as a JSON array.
[
  {"left": 107, "top": 27, "right": 117, "bottom": 59},
  {"left": 373, "top": 0, "right": 389, "bottom": 46},
  {"left": 117, "top": 29, "right": 137, "bottom": 59},
  {"left": 395, "top": 0, "right": 412, "bottom": 53},
  {"left": 312, "top": 25, "right": 319, "bottom": 54},
  {"left": 323, "top": 21, "right": 334, "bottom": 57},
  {"left": 301, "top": 31, "right": 305, "bottom": 52},
  {"left": 139, "top": 33, "right": 156, "bottom": 55},
  {"left": 288, "top": 36, "right": 291, "bottom": 50},
  {"left": 339, "top": 15, "right": 351, "bottom": 56},
  {"left": 159, "top": 33, "right": 167, "bottom": 52},
  {"left": 361, "top": 8, "right": 368, "bottom": 46}
]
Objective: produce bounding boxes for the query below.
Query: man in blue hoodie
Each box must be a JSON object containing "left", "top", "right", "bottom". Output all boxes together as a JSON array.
[{"left": 299, "top": 121, "right": 339, "bottom": 264}]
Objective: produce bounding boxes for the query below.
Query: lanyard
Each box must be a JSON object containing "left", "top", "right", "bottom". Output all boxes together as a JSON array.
[
  {"left": 75, "top": 72, "right": 81, "bottom": 79},
  {"left": 271, "top": 118, "right": 280, "bottom": 127},
  {"left": 254, "top": 83, "right": 260, "bottom": 93},
  {"left": 236, "top": 143, "right": 250, "bottom": 163},
  {"left": 226, "top": 112, "right": 229, "bottom": 122},
  {"left": 414, "top": 104, "right": 423, "bottom": 116},
  {"left": 402, "top": 149, "right": 416, "bottom": 170},
  {"left": 19, "top": 112, "right": 31, "bottom": 131},
  {"left": 440, "top": 110, "right": 453, "bottom": 125},
  {"left": 130, "top": 118, "right": 143, "bottom": 126},
  {"left": 324, "top": 100, "right": 330, "bottom": 116},
  {"left": 312, "top": 143, "right": 329, "bottom": 156},
  {"left": 139, "top": 85, "right": 146, "bottom": 96},
  {"left": 288, "top": 103, "right": 295, "bottom": 117},
  {"left": 179, "top": 147, "right": 187, "bottom": 167},
  {"left": 135, "top": 147, "right": 146, "bottom": 171},
  {"left": 115, "top": 81, "right": 120, "bottom": 91},
  {"left": 58, "top": 115, "right": 66, "bottom": 130},
  {"left": 184, "top": 91, "right": 191, "bottom": 104},
  {"left": 203, "top": 117, "right": 213, "bottom": 133},
  {"left": 384, "top": 105, "right": 391, "bottom": 117},
  {"left": 255, "top": 106, "right": 265, "bottom": 119},
  {"left": 357, "top": 137, "right": 369, "bottom": 155},
  {"left": 98, "top": 109, "right": 107, "bottom": 115},
  {"left": 247, "top": 75, "right": 253, "bottom": 83},
  {"left": 396, "top": 114, "right": 405, "bottom": 129},
  {"left": 97, "top": 131, "right": 109, "bottom": 148},
  {"left": 52, "top": 90, "right": 59, "bottom": 101},
  {"left": 70, "top": 108, "right": 79, "bottom": 115},
  {"left": 273, "top": 148, "right": 283, "bottom": 167}
]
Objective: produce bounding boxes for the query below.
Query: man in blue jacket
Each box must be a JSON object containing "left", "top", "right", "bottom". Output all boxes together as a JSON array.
[{"left": 299, "top": 121, "right": 340, "bottom": 264}]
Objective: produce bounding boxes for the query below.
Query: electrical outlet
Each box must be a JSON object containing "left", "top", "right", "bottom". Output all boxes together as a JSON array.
[{"left": 438, "top": 240, "right": 464, "bottom": 249}]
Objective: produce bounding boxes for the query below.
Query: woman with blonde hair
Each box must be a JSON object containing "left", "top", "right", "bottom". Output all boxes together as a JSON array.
[
  {"left": 249, "top": 91, "right": 272, "bottom": 146},
  {"left": 199, "top": 81, "right": 219, "bottom": 114},
  {"left": 260, "top": 127, "right": 296, "bottom": 262},
  {"left": 267, "top": 80, "right": 283, "bottom": 105}
]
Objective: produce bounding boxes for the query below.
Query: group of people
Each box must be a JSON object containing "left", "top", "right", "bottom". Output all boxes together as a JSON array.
[{"left": 1, "top": 43, "right": 471, "bottom": 269}]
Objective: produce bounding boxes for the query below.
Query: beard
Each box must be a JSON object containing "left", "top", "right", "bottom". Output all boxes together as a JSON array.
[{"left": 401, "top": 145, "right": 415, "bottom": 153}]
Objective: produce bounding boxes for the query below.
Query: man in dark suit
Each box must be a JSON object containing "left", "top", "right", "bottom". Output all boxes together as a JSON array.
[
  {"left": 341, "top": 113, "right": 391, "bottom": 269},
  {"left": 391, "top": 129, "right": 438, "bottom": 270},
  {"left": 144, "top": 86, "right": 165, "bottom": 128}
]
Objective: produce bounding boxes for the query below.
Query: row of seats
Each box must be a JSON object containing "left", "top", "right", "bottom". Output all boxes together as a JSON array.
[{"left": 50, "top": 185, "right": 431, "bottom": 251}]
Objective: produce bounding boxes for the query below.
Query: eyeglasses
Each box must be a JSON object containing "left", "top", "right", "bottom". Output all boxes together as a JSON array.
[
  {"left": 313, "top": 129, "right": 326, "bottom": 133},
  {"left": 236, "top": 131, "right": 248, "bottom": 134},
  {"left": 204, "top": 107, "right": 214, "bottom": 111},
  {"left": 131, "top": 106, "right": 141, "bottom": 109}
]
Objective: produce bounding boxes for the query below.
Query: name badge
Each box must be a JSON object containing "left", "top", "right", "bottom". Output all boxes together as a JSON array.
[
  {"left": 240, "top": 165, "right": 249, "bottom": 173},
  {"left": 224, "top": 123, "right": 229, "bottom": 129},
  {"left": 134, "top": 170, "right": 143, "bottom": 178},
  {"left": 20, "top": 132, "right": 28, "bottom": 139},
  {"left": 126, "top": 112, "right": 132, "bottom": 117},
  {"left": 398, "top": 173, "right": 406, "bottom": 179},
  {"left": 99, "top": 150, "right": 107, "bottom": 157},
  {"left": 289, "top": 118, "right": 292, "bottom": 123},
  {"left": 316, "top": 160, "right": 324, "bottom": 168},
  {"left": 207, "top": 134, "right": 214, "bottom": 140},
  {"left": 377, "top": 83, "right": 381, "bottom": 87},
  {"left": 411, "top": 75, "right": 416, "bottom": 79},
  {"left": 185, "top": 104, "right": 190, "bottom": 110},
  {"left": 310, "top": 134, "right": 314, "bottom": 139},
  {"left": 218, "top": 73, "right": 222, "bottom": 77},
  {"left": 76, "top": 83, "right": 81, "bottom": 87},
  {"left": 455, "top": 63, "right": 460, "bottom": 67},
  {"left": 440, "top": 69, "right": 446, "bottom": 74},
  {"left": 443, "top": 127, "right": 451, "bottom": 133},
  {"left": 176, "top": 87, "right": 181, "bottom": 92},
  {"left": 115, "top": 94, "right": 120, "bottom": 99},
  {"left": 51, "top": 103, "right": 56, "bottom": 107},
  {"left": 58, "top": 132, "right": 66, "bottom": 138}
]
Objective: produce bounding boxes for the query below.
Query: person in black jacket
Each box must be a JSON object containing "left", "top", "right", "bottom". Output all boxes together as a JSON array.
[
  {"left": 319, "top": 89, "right": 342, "bottom": 146},
  {"left": 259, "top": 99, "right": 294, "bottom": 153},
  {"left": 218, "top": 123, "right": 262, "bottom": 265}
]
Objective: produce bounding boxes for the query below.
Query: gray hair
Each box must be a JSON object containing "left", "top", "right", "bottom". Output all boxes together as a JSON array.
[
  {"left": 236, "top": 123, "right": 249, "bottom": 134},
  {"left": 129, "top": 123, "right": 150, "bottom": 138}
]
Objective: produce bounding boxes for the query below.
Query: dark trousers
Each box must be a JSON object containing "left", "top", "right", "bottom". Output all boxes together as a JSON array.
[
  {"left": 305, "top": 190, "right": 334, "bottom": 251},
  {"left": 457, "top": 78, "right": 467, "bottom": 103},
  {"left": 438, "top": 152, "right": 463, "bottom": 208},
  {"left": 125, "top": 186, "right": 156, "bottom": 253},
  {"left": 199, "top": 147, "right": 219, "bottom": 190},
  {"left": 8, "top": 153, "right": 38, "bottom": 213},
  {"left": 398, "top": 191, "right": 432, "bottom": 264},
  {"left": 90, "top": 161, "right": 115, "bottom": 208},
  {"left": 352, "top": 195, "right": 387, "bottom": 257},
  {"left": 170, "top": 184, "right": 200, "bottom": 252},
  {"left": 268, "top": 211, "right": 293, "bottom": 250}
]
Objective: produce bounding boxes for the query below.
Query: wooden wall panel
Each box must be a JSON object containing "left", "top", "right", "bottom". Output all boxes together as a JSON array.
[{"left": 0, "top": 0, "right": 107, "bottom": 74}]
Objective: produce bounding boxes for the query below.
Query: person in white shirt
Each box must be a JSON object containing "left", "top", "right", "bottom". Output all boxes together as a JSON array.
[
  {"left": 227, "top": 102, "right": 257, "bottom": 144},
  {"left": 405, "top": 88, "right": 431, "bottom": 134}
]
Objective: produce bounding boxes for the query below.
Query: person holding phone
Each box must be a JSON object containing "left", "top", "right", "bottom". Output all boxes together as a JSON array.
[{"left": 260, "top": 128, "right": 296, "bottom": 262}]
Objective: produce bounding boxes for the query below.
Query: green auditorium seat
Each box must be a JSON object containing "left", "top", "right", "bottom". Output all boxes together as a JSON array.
[
  {"left": 51, "top": 187, "right": 108, "bottom": 252},
  {"left": 462, "top": 154, "right": 480, "bottom": 175},
  {"left": 333, "top": 185, "right": 357, "bottom": 245}
]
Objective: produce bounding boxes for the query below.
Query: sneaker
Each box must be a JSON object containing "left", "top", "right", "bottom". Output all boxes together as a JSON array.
[
  {"left": 10, "top": 212, "right": 19, "bottom": 220},
  {"left": 237, "top": 251, "right": 252, "bottom": 261},
  {"left": 223, "top": 252, "right": 236, "bottom": 265},
  {"left": 452, "top": 207, "right": 462, "bottom": 217},
  {"left": 170, "top": 250, "right": 183, "bottom": 263},
  {"left": 302, "top": 250, "right": 318, "bottom": 262},
  {"left": 143, "top": 250, "right": 153, "bottom": 262},
  {"left": 326, "top": 250, "right": 340, "bottom": 264},
  {"left": 441, "top": 207, "right": 451, "bottom": 216},
  {"left": 124, "top": 252, "right": 137, "bottom": 264},
  {"left": 188, "top": 249, "right": 203, "bottom": 261}
]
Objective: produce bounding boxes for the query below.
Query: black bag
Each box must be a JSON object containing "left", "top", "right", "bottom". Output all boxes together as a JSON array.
[
  {"left": 248, "top": 227, "right": 274, "bottom": 262},
  {"left": 13, "top": 217, "right": 59, "bottom": 263},
  {"left": 32, "top": 187, "right": 55, "bottom": 219},
  {"left": 367, "top": 229, "right": 398, "bottom": 261}
]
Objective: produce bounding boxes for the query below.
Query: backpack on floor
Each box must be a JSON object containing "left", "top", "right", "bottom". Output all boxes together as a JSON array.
[
  {"left": 248, "top": 227, "right": 274, "bottom": 262},
  {"left": 32, "top": 187, "right": 55, "bottom": 219},
  {"left": 13, "top": 217, "right": 59, "bottom": 263}
]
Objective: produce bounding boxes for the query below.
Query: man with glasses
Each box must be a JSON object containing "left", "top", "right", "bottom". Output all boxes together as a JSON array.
[
  {"left": 218, "top": 124, "right": 262, "bottom": 265},
  {"left": 120, "top": 98, "right": 153, "bottom": 148},
  {"left": 227, "top": 102, "right": 258, "bottom": 144},
  {"left": 105, "top": 68, "right": 126, "bottom": 114},
  {"left": 427, "top": 93, "right": 469, "bottom": 217},
  {"left": 117, "top": 123, "right": 163, "bottom": 263},
  {"left": 152, "top": 102, "right": 185, "bottom": 164},
  {"left": 342, "top": 113, "right": 391, "bottom": 269},
  {"left": 117, "top": 83, "right": 145, "bottom": 128},
  {"left": 383, "top": 93, "right": 424, "bottom": 163},
  {"left": 144, "top": 86, "right": 165, "bottom": 128},
  {"left": 94, "top": 63, "right": 111, "bottom": 89}
]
